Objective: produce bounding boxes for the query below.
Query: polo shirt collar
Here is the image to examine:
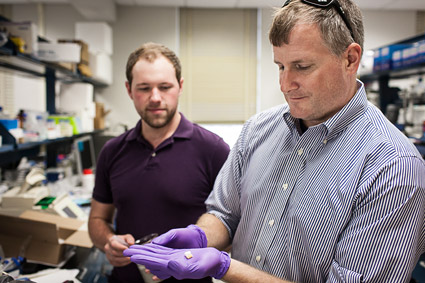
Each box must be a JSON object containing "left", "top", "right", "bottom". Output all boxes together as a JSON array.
[
  {"left": 126, "top": 112, "right": 194, "bottom": 142},
  {"left": 173, "top": 113, "right": 194, "bottom": 139}
]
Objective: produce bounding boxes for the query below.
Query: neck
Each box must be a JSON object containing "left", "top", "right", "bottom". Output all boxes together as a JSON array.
[{"left": 141, "top": 112, "right": 181, "bottom": 149}]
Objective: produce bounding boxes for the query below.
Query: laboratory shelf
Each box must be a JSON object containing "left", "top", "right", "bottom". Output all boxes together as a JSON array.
[
  {"left": 0, "top": 46, "right": 108, "bottom": 88},
  {"left": 0, "top": 130, "right": 104, "bottom": 167},
  {"left": 0, "top": 144, "right": 14, "bottom": 153},
  {"left": 0, "top": 36, "right": 108, "bottom": 168},
  {"left": 360, "top": 63, "right": 425, "bottom": 83}
]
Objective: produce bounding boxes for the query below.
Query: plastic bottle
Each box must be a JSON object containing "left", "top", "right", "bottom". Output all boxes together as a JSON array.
[
  {"left": 36, "top": 115, "right": 47, "bottom": 140},
  {"left": 59, "top": 119, "right": 73, "bottom": 137},
  {"left": 17, "top": 109, "right": 25, "bottom": 129},
  {"left": 46, "top": 118, "right": 58, "bottom": 139},
  {"left": 82, "top": 168, "right": 95, "bottom": 192}
]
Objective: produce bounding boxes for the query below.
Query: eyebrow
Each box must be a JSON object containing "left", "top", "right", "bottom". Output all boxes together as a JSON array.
[
  {"left": 274, "top": 59, "right": 308, "bottom": 65},
  {"left": 135, "top": 82, "right": 173, "bottom": 86}
]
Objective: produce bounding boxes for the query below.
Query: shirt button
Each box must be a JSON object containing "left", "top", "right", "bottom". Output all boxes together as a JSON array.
[
  {"left": 256, "top": 255, "right": 261, "bottom": 262},
  {"left": 297, "top": 148, "right": 303, "bottom": 155},
  {"left": 283, "top": 183, "right": 288, "bottom": 190},
  {"left": 269, "top": 219, "right": 275, "bottom": 226},
  {"left": 152, "top": 152, "right": 156, "bottom": 157},
  {"left": 323, "top": 139, "right": 328, "bottom": 144}
]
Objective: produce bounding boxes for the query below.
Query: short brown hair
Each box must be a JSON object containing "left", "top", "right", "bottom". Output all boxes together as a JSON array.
[
  {"left": 126, "top": 42, "right": 182, "bottom": 86},
  {"left": 269, "top": 0, "right": 364, "bottom": 56}
]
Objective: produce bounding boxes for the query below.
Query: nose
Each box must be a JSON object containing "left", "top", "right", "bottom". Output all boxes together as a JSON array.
[
  {"left": 280, "top": 70, "right": 299, "bottom": 94},
  {"left": 150, "top": 87, "right": 162, "bottom": 103}
]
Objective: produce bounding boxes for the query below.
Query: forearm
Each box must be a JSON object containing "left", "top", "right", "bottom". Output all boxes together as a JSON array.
[
  {"left": 88, "top": 217, "right": 115, "bottom": 251},
  {"left": 196, "top": 213, "right": 231, "bottom": 251},
  {"left": 222, "top": 260, "right": 292, "bottom": 283}
]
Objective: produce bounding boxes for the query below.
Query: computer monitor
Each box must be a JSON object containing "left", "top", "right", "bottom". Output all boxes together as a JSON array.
[{"left": 73, "top": 135, "right": 96, "bottom": 178}]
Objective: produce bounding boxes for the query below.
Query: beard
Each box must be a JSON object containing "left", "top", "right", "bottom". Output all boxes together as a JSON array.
[{"left": 140, "top": 107, "right": 177, "bottom": 129}]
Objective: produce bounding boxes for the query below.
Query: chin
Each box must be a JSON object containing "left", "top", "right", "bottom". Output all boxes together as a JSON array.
[{"left": 148, "top": 119, "right": 168, "bottom": 129}]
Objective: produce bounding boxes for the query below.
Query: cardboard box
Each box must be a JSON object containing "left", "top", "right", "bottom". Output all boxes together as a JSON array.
[
  {"left": 94, "top": 102, "right": 110, "bottom": 130},
  {"left": 37, "top": 42, "right": 81, "bottom": 63},
  {"left": 0, "top": 21, "right": 38, "bottom": 54},
  {"left": 78, "top": 63, "right": 92, "bottom": 77},
  {"left": 0, "top": 210, "right": 92, "bottom": 265},
  {"left": 57, "top": 62, "right": 77, "bottom": 72}
]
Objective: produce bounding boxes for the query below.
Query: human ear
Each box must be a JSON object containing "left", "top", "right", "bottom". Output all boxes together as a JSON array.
[
  {"left": 179, "top": 77, "right": 184, "bottom": 97},
  {"left": 345, "top": 43, "right": 362, "bottom": 74}
]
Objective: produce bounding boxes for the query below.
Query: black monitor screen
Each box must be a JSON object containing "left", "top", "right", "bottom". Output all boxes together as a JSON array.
[
  {"left": 77, "top": 139, "right": 93, "bottom": 169},
  {"left": 74, "top": 135, "right": 96, "bottom": 176}
]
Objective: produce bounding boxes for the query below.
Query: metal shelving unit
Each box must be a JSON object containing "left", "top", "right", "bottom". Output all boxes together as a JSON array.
[
  {"left": 359, "top": 33, "right": 425, "bottom": 112},
  {"left": 0, "top": 44, "right": 107, "bottom": 167}
]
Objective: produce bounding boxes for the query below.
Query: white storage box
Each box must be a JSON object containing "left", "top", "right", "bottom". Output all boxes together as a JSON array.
[
  {"left": 89, "top": 51, "right": 112, "bottom": 85},
  {"left": 59, "top": 83, "right": 94, "bottom": 112},
  {"left": 75, "top": 22, "right": 113, "bottom": 55},
  {"left": 37, "top": 42, "right": 81, "bottom": 63},
  {"left": 0, "top": 21, "right": 38, "bottom": 54}
]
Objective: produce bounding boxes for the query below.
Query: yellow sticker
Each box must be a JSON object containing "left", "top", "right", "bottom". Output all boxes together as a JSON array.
[{"left": 184, "top": 251, "right": 193, "bottom": 259}]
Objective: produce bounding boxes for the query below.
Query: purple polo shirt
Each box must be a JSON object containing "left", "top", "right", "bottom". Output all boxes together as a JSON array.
[{"left": 93, "top": 113, "right": 230, "bottom": 283}]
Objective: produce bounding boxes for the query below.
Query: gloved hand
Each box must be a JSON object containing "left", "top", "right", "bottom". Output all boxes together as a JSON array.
[
  {"left": 123, "top": 243, "right": 231, "bottom": 280},
  {"left": 152, "top": 224, "right": 207, "bottom": 249}
]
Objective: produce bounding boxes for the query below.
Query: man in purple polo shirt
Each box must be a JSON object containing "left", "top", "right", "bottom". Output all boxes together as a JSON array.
[{"left": 88, "top": 42, "right": 230, "bottom": 283}]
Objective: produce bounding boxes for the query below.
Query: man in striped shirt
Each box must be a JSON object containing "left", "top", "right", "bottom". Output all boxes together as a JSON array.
[{"left": 123, "top": 0, "right": 425, "bottom": 282}]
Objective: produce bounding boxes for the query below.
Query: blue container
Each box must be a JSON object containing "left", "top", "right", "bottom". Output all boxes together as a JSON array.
[
  {"left": 418, "top": 40, "right": 425, "bottom": 64},
  {"left": 381, "top": 44, "right": 411, "bottom": 71},
  {"left": 373, "top": 48, "right": 381, "bottom": 72},
  {"left": 0, "top": 119, "right": 18, "bottom": 130},
  {"left": 392, "top": 49, "right": 403, "bottom": 69},
  {"left": 401, "top": 44, "right": 418, "bottom": 68}
]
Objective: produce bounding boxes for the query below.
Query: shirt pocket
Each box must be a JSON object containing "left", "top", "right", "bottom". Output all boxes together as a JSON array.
[{"left": 327, "top": 260, "right": 363, "bottom": 283}]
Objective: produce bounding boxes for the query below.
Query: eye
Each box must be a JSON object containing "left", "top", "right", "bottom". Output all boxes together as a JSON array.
[
  {"left": 295, "top": 64, "right": 310, "bottom": 70},
  {"left": 159, "top": 85, "right": 172, "bottom": 91},
  {"left": 138, "top": 87, "right": 151, "bottom": 92}
]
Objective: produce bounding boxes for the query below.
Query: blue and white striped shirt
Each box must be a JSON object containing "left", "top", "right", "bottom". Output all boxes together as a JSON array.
[{"left": 206, "top": 81, "right": 425, "bottom": 282}]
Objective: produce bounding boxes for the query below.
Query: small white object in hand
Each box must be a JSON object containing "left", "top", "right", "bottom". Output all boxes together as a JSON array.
[{"left": 184, "top": 251, "right": 193, "bottom": 259}]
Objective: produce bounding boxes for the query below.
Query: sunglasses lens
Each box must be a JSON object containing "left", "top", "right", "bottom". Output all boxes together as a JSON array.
[{"left": 282, "top": 0, "right": 291, "bottom": 7}]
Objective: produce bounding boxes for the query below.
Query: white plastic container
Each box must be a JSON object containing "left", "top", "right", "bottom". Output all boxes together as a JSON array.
[{"left": 81, "top": 168, "right": 95, "bottom": 192}]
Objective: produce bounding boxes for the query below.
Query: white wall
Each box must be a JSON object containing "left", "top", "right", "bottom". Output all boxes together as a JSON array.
[
  {"left": 259, "top": 8, "right": 285, "bottom": 112},
  {"left": 7, "top": 4, "right": 421, "bottom": 129},
  {"left": 104, "top": 6, "right": 178, "bottom": 131},
  {"left": 12, "top": 4, "right": 84, "bottom": 39},
  {"left": 362, "top": 10, "right": 417, "bottom": 51}
]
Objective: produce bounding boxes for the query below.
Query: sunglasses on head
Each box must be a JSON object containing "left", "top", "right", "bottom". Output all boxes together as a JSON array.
[{"left": 282, "top": 0, "right": 355, "bottom": 40}]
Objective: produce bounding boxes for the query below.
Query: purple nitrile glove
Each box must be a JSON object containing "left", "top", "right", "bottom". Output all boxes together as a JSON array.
[
  {"left": 123, "top": 243, "right": 231, "bottom": 280},
  {"left": 152, "top": 224, "right": 207, "bottom": 249}
]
